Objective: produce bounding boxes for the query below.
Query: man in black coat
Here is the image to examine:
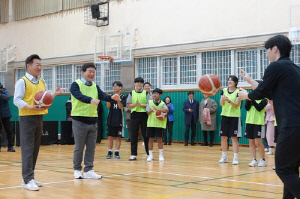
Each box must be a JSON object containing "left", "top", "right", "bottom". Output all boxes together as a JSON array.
[
  {"left": 0, "top": 83, "right": 15, "bottom": 152},
  {"left": 239, "top": 35, "right": 300, "bottom": 199},
  {"left": 183, "top": 91, "right": 199, "bottom": 146}
]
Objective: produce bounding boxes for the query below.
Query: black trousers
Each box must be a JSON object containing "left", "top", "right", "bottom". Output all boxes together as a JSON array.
[
  {"left": 185, "top": 121, "right": 196, "bottom": 144},
  {"left": 0, "top": 117, "right": 14, "bottom": 147},
  {"left": 19, "top": 115, "right": 43, "bottom": 184},
  {"left": 130, "top": 112, "right": 149, "bottom": 156},
  {"left": 203, "top": 131, "right": 214, "bottom": 144},
  {"left": 275, "top": 127, "right": 300, "bottom": 199},
  {"left": 163, "top": 120, "right": 174, "bottom": 144}
]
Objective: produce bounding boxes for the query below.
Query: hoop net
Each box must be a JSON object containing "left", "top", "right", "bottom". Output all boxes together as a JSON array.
[{"left": 96, "top": 55, "right": 114, "bottom": 70}]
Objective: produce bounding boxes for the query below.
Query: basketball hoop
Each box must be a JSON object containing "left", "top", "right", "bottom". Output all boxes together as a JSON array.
[{"left": 97, "top": 55, "right": 114, "bottom": 70}]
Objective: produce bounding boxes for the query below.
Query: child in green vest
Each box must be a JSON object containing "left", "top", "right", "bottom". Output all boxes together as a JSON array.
[
  {"left": 219, "top": 75, "right": 242, "bottom": 165},
  {"left": 146, "top": 88, "right": 169, "bottom": 162},
  {"left": 245, "top": 82, "right": 268, "bottom": 167}
]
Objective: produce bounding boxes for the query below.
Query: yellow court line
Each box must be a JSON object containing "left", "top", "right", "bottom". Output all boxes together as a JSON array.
[{"left": 148, "top": 175, "right": 279, "bottom": 199}]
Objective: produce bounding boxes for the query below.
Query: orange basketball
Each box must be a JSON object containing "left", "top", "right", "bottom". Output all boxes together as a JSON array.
[
  {"left": 156, "top": 110, "right": 167, "bottom": 120},
  {"left": 198, "top": 74, "right": 221, "bottom": 96},
  {"left": 34, "top": 91, "right": 53, "bottom": 109}
]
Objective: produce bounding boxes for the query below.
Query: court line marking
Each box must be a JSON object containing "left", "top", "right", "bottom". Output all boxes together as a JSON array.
[
  {"left": 150, "top": 171, "right": 282, "bottom": 187},
  {"left": 148, "top": 172, "right": 282, "bottom": 199},
  {"left": 0, "top": 171, "right": 152, "bottom": 190}
]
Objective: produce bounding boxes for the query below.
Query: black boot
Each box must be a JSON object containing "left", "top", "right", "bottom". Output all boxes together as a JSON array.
[{"left": 184, "top": 142, "right": 188, "bottom": 146}]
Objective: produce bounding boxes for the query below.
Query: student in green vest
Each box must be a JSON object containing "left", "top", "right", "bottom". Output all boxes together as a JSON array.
[
  {"left": 146, "top": 88, "right": 168, "bottom": 162},
  {"left": 71, "top": 63, "right": 120, "bottom": 179},
  {"left": 126, "top": 77, "right": 152, "bottom": 161},
  {"left": 244, "top": 81, "right": 268, "bottom": 167},
  {"left": 219, "top": 75, "right": 242, "bottom": 165}
]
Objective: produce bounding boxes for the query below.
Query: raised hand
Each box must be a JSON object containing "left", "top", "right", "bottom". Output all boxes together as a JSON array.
[
  {"left": 240, "top": 69, "right": 252, "bottom": 82},
  {"left": 238, "top": 88, "right": 249, "bottom": 100},
  {"left": 111, "top": 94, "right": 120, "bottom": 101},
  {"left": 91, "top": 98, "right": 100, "bottom": 106}
]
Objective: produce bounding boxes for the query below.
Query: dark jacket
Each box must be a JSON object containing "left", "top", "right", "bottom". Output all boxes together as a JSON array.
[
  {"left": 183, "top": 99, "right": 199, "bottom": 125},
  {"left": 248, "top": 57, "right": 300, "bottom": 129},
  {"left": 0, "top": 88, "right": 12, "bottom": 118}
]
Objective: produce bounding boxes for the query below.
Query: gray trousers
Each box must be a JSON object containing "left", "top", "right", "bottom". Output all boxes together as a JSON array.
[
  {"left": 72, "top": 119, "right": 97, "bottom": 172},
  {"left": 19, "top": 115, "right": 43, "bottom": 184}
]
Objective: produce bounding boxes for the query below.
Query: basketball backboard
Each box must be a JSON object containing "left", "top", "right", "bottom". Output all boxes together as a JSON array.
[
  {"left": 0, "top": 45, "right": 17, "bottom": 72},
  {"left": 94, "top": 32, "right": 134, "bottom": 64}
]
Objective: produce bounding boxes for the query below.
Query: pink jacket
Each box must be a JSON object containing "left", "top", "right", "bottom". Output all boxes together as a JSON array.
[
  {"left": 203, "top": 108, "right": 211, "bottom": 126},
  {"left": 265, "top": 103, "right": 275, "bottom": 124}
]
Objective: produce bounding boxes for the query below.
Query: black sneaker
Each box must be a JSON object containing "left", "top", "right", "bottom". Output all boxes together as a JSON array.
[
  {"left": 126, "top": 139, "right": 131, "bottom": 142},
  {"left": 114, "top": 151, "right": 120, "bottom": 159},
  {"left": 7, "top": 147, "right": 15, "bottom": 152},
  {"left": 163, "top": 141, "right": 167, "bottom": 145},
  {"left": 106, "top": 151, "right": 113, "bottom": 159},
  {"left": 201, "top": 143, "right": 208, "bottom": 146}
]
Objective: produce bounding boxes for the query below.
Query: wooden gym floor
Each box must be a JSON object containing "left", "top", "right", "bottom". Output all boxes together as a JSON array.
[{"left": 0, "top": 140, "right": 283, "bottom": 199}]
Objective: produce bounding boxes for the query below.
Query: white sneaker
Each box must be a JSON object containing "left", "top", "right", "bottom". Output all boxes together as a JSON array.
[
  {"left": 159, "top": 155, "right": 164, "bottom": 162},
  {"left": 272, "top": 166, "right": 276, "bottom": 170},
  {"left": 264, "top": 148, "right": 269, "bottom": 152},
  {"left": 74, "top": 170, "right": 83, "bottom": 179},
  {"left": 83, "top": 170, "right": 102, "bottom": 179},
  {"left": 147, "top": 155, "right": 154, "bottom": 162},
  {"left": 248, "top": 159, "right": 258, "bottom": 167},
  {"left": 258, "top": 159, "right": 266, "bottom": 167},
  {"left": 129, "top": 155, "right": 137, "bottom": 161},
  {"left": 232, "top": 158, "right": 239, "bottom": 165},
  {"left": 142, "top": 142, "right": 145, "bottom": 147},
  {"left": 219, "top": 156, "right": 228, "bottom": 163},
  {"left": 22, "top": 179, "right": 43, "bottom": 187},
  {"left": 266, "top": 148, "right": 274, "bottom": 155},
  {"left": 22, "top": 179, "right": 39, "bottom": 191}
]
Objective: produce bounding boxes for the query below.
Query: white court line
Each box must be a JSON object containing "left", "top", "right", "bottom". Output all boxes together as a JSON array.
[
  {"left": 150, "top": 171, "right": 283, "bottom": 187},
  {"left": 0, "top": 171, "right": 152, "bottom": 190}
]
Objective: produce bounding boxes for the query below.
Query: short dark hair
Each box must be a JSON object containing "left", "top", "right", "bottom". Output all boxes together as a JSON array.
[
  {"left": 163, "top": 96, "right": 172, "bottom": 103},
  {"left": 188, "top": 91, "right": 194, "bottom": 95},
  {"left": 228, "top": 75, "right": 238, "bottom": 87},
  {"left": 144, "top": 82, "right": 151, "bottom": 86},
  {"left": 25, "top": 54, "right": 41, "bottom": 68},
  {"left": 264, "top": 35, "right": 292, "bottom": 58},
  {"left": 134, "top": 77, "right": 144, "bottom": 83},
  {"left": 153, "top": 88, "right": 162, "bottom": 94},
  {"left": 81, "top": 63, "right": 96, "bottom": 72},
  {"left": 112, "top": 81, "right": 123, "bottom": 87}
]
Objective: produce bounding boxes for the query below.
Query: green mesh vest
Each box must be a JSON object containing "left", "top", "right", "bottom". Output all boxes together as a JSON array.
[
  {"left": 131, "top": 90, "right": 147, "bottom": 113},
  {"left": 221, "top": 88, "right": 241, "bottom": 117},
  {"left": 245, "top": 100, "right": 266, "bottom": 125},
  {"left": 147, "top": 100, "right": 167, "bottom": 128},
  {"left": 71, "top": 79, "right": 98, "bottom": 117}
]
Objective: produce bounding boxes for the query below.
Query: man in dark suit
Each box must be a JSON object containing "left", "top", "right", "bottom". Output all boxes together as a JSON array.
[{"left": 183, "top": 91, "right": 199, "bottom": 146}]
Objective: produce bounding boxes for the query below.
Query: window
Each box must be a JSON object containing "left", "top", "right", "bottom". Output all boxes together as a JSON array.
[
  {"left": 291, "top": 44, "right": 300, "bottom": 66},
  {"left": 180, "top": 55, "right": 197, "bottom": 84},
  {"left": 56, "top": 65, "right": 73, "bottom": 93},
  {"left": 104, "top": 62, "right": 121, "bottom": 91},
  {"left": 0, "top": 72, "right": 5, "bottom": 87},
  {"left": 236, "top": 50, "right": 258, "bottom": 84},
  {"left": 16, "top": 69, "right": 26, "bottom": 82},
  {"left": 162, "top": 57, "right": 177, "bottom": 86},
  {"left": 136, "top": 57, "right": 158, "bottom": 89},
  {"left": 42, "top": 68, "right": 53, "bottom": 91},
  {"left": 259, "top": 49, "right": 269, "bottom": 78},
  {"left": 75, "top": 65, "right": 82, "bottom": 80},
  {"left": 202, "top": 50, "right": 231, "bottom": 87}
]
